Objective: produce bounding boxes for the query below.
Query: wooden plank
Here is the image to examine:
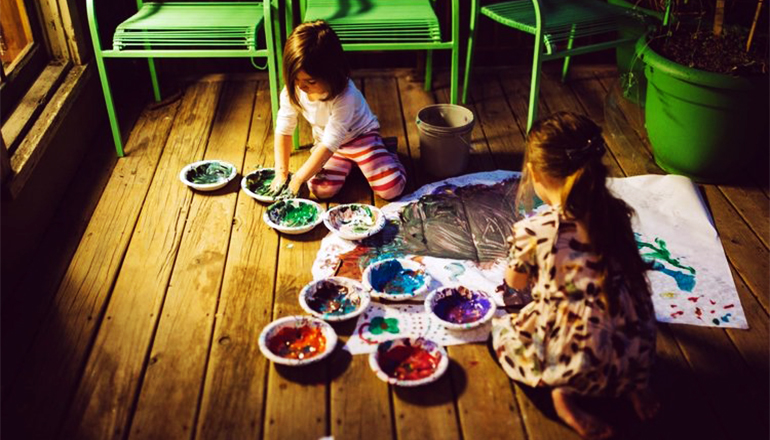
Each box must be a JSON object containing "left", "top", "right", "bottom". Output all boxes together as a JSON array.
[
  {"left": 724, "top": 266, "right": 770, "bottom": 382},
  {"left": 57, "top": 81, "right": 222, "bottom": 440},
  {"left": 38, "top": 0, "right": 70, "bottom": 61},
  {"left": 125, "top": 81, "right": 255, "bottom": 438},
  {"left": 1, "top": 126, "right": 117, "bottom": 390},
  {"left": 471, "top": 71, "right": 526, "bottom": 170},
  {"left": 8, "top": 64, "right": 89, "bottom": 198},
  {"left": 717, "top": 185, "right": 769, "bottom": 250},
  {"left": 322, "top": 76, "right": 392, "bottom": 440},
  {"left": 365, "top": 73, "right": 462, "bottom": 440},
  {"left": 194, "top": 81, "right": 278, "bottom": 439},
  {"left": 262, "top": 149, "right": 328, "bottom": 440},
  {"left": 1, "top": 62, "right": 69, "bottom": 154},
  {"left": 396, "top": 74, "right": 434, "bottom": 190},
  {"left": 702, "top": 185, "right": 770, "bottom": 312},
  {"left": 2, "top": 87, "right": 182, "bottom": 439}
]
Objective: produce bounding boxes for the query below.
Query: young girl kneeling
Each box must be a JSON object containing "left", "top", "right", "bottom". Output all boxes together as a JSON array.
[
  {"left": 270, "top": 20, "right": 406, "bottom": 200},
  {"left": 493, "top": 112, "right": 659, "bottom": 439}
]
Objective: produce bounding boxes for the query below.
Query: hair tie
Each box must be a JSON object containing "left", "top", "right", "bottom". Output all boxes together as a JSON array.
[{"left": 565, "top": 135, "right": 606, "bottom": 164}]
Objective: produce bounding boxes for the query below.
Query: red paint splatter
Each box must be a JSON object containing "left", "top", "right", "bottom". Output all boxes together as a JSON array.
[
  {"left": 724, "top": 304, "right": 735, "bottom": 309},
  {"left": 710, "top": 300, "right": 717, "bottom": 305},
  {"left": 357, "top": 323, "right": 379, "bottom": 345},
  {"left": 695, "top": 307, "right": 703, "bottom": 319},
  {"left": 670, "top": 311, "right": 684, "bottom": 318},
  {"left": 711, "top": 310, "right": 716, "bottom": 314},
  {"left": 267, "top": 325, "right": 326, "bottom": 360},
  {"left": 670, "top": 304, "right": 678, "bottom": 308},
  {"left": 687, "top": 297, "right": 700, "bottom": 303}
]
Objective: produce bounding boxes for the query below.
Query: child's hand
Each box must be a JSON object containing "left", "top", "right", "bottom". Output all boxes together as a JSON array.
[{"left": 269, "top": 173, "right": 288, "bottom": 196}]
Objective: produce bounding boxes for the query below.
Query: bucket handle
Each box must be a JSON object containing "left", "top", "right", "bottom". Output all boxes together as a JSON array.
[{"left": 416, "top": 120, "right": 475, "bottom": 151}]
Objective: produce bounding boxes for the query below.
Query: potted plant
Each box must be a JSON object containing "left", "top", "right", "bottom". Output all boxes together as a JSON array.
[{"left": 634, "top": 0, "right": 768, "bottom": 182}]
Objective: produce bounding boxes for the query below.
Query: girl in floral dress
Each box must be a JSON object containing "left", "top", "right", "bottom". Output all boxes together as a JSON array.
[{"left": 492, "top": 112, "right": 659, "bottom": 439}]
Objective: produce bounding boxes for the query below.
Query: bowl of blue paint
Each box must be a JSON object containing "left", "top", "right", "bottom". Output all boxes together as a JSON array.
[
  {"left": 424, "top": 286, "right": 497, "bottom": 331},
  {"left": 241, "top": 167, "right": 292, "bottom": 203},
  {"left": 180, "top": 159, "right": 237, "bottom": 191},
  {"left": 323, "top": 203, "right": 386, "bottom": 241},
  {"left": 258, "top": 315, "right": 338, "bottom": 366},
  {"left": 299, "top": 277, "right": 371, "bottom": 322},
  {"left": 263, "top": 198, "right": 324, "bottom": 235},
  {"left": 368, "top": 337, "right": 449, "bottom": 387},
  {"left": 361, "top": 258, "right": 431, "bottom": 301}
]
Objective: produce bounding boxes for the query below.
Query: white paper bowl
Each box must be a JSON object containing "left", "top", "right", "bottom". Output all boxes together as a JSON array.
[
  {"left": 258, "top": 315, "right": 337, "bottom": 366},
  {"left": 424, "top": 286, "right": 497, "bottom": 331},
  {"left": 368, "top": 337, "right": 449, "bottom": 387},
  {"left": 323, "top": 203, "right": 386, "bottom": 241},
  {"left": 361, "top": 258, "right": 431, "bottom": 301},
  {"left": 299, "top": 277, "right": 371, "bottom": 322},
  {"left": 241, "top": 167, "right": 288, "bottom": 203},
  {"left": 263, "top": 198, "right": 325, "bottom": 235},
  {"left": 180, "top": 160, "right": 237, "bottom": 191}
]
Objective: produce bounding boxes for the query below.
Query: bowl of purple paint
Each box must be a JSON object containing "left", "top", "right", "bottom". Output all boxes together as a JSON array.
[
  {"left": 361, "top": 258, "right": 431, "bottom": 301},
  {"left": 368, "top": 337, "right": 449, "bottom": 387},
  {"left": 299, "top": 277, "right": 371, "bottom": 322},
  {"left": 258, "top": 315, "right": 337, "bottom": 366},
  {"left": 424, "top": 286, "right": 497, "bottom": 331}
]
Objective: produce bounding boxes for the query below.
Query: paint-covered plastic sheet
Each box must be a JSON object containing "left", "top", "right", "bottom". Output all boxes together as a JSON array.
[{"left": 313, "top": 171, "right": 747, "bottom": 355}]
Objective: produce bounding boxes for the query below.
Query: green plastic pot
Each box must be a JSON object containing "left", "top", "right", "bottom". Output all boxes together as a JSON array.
[{"left": 637, "top": 35, "right": 768, "bottom": 182}]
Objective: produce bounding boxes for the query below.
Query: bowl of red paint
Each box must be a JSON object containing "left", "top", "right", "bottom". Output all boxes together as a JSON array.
[
  {"left": 424, "top": 286, "right": 496, "bottom": 331},
  {"left": 258, "top": 315, "right": 337, "bottom": 366},
  {"left": 361, "top": 258, "right": 431, "bottom": 301},
  {"left": 299, "top": 277, "right": 371, "bottom": 322},
  {"left": 368, "top": 337, "right": 449, "bottom": 387}
]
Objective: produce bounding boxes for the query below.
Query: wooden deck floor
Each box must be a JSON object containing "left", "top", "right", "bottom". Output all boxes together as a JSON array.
[{"left": 3, "top": 66, "right": 768, "bottom": 440}]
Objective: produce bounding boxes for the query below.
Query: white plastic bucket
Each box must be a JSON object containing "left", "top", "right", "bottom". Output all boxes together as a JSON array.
[{"left": 416, "top": 104, "right": 475, "bottom": 178}]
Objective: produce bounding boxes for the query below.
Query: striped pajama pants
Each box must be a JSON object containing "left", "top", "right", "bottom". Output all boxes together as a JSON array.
[{"left": 308, "top": 131, "right": 406, "bottom": 200}]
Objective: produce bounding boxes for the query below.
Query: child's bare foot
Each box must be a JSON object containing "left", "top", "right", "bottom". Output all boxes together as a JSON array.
[
  {"left": 627, "top": 388, "right": 660, "bottom": 421},
  {"left": 552, "top": 388, "right": 614, "bottom": 440}
]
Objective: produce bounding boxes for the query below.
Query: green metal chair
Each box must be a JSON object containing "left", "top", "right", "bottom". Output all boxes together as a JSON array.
[
  {"left": 285, "top": 0, "right": 460, "bottom": 104},
  {"left": 86, "top": 1, "right": 282, "bottom": 157},
  {"left": 463, "top": 0, "right": 642, "bottom": 131}
]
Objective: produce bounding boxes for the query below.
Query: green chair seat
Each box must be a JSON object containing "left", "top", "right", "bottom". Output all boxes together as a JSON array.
[{"left": 87, "top": 0, "right": 281, "bottom": 157}]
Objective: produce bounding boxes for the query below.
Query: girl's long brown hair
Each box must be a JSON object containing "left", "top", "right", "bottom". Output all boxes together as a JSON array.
[
  {"left": 283, "top": 20, "right": 350, "bottom": 108},
  {"left": 520, "top": 112, "right": 652, "bottom": 312}
]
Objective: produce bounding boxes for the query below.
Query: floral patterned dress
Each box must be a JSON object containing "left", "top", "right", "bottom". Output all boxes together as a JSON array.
[{"left": 491, "top": 205, "right": 656, "bottom": 397}]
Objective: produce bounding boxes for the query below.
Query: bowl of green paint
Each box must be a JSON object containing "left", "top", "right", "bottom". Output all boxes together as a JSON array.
[
  {"left": 259, "top": 315, "right": 337, "bottom": 366},
  {"left": 323, "top": 203, "right": 386, "bottom": 241},
  {"left": 362, "top": 258, "right": 431, "bottom": 301},
  {"left": 299, "top": 277, "right": 371, "bottom": 322},
  {"left": 241, "top": 167, "right": 292, "bottom": 202},
  {"left": 263, "top": 198, "right": 324, "bottom": 235},
  {"left": 180, "top": 159, "right": 237, "bottom": 191},
  {"left": 369, "top": 337, "right": 448, "bottom": 387}
]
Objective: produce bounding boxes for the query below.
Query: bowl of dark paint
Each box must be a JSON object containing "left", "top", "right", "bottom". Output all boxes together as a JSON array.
[
  {"left": 323, "top": 203, "right": 386, "bottom": 241},
  {"left": 180, "top": 159, "right": 237, "bottom": 191},
  {"left": 361, "top": 258, "right": 431, "bottom": 301},
  {"left": 263, "top": 198, "right": 324, "bottom": 235},
  {"left": 424, "top": 286, "right": 496, "bottom": 331},
  {"left": 258, "top": 315, "right": 337, "bottom": 366},
  {"left": 299, "top": 277, "right": 371, "bottom": 322},
  {"left": 242, "top": 167, "right": 291, "bottom": 202},
  {"left": 368, "top": 337, "right": 448, "bottom": 386}
]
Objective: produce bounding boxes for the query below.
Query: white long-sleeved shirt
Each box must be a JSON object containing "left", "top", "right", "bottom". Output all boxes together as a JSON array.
[{"left": 274, "top": 79, "right": 380, "bottom": 152}]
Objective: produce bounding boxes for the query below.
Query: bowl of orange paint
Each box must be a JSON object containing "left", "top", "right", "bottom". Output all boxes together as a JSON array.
[
  {"left": 368, "top": 337, "right": 448, "bottom": 387},
  {"left": 258, "top": 315, "right": 337, "bottom": 366}
]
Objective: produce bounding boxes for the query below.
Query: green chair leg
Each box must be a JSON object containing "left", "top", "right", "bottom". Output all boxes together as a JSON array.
[
  {"left": 462, "top": 0, "right": 481, "bottom": 104},
  {"left": 424, "top": 50, "right": 433, "bottom": 92},
  {"left": 147, "top": 58, "right": 161, "bottom": 101},
  {"left": 561, "top": 24, "right": 577, "bottom": 83},
  {"left": 527, "top": 41, "right": 545, "bottom": 132},
  {"left": 95, "top": 56, "right": 125, "bottom": 157}
]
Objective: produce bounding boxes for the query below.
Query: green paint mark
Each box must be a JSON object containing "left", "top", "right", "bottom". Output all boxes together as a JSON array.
[
  {"left": 245, "top": 168, "right": 276, "bottom": 195},
  {"left": 186, "top": 162, "right": 232, "bottom": 185},
  {"left": 636, "top": 235, "right": 695, "bottom": 274},
  {"left": 368, "top": 317, "right": 400, "bottom": 335},
  {"left": 268, "top": 200, "right": 319, "bottom": 227}
]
